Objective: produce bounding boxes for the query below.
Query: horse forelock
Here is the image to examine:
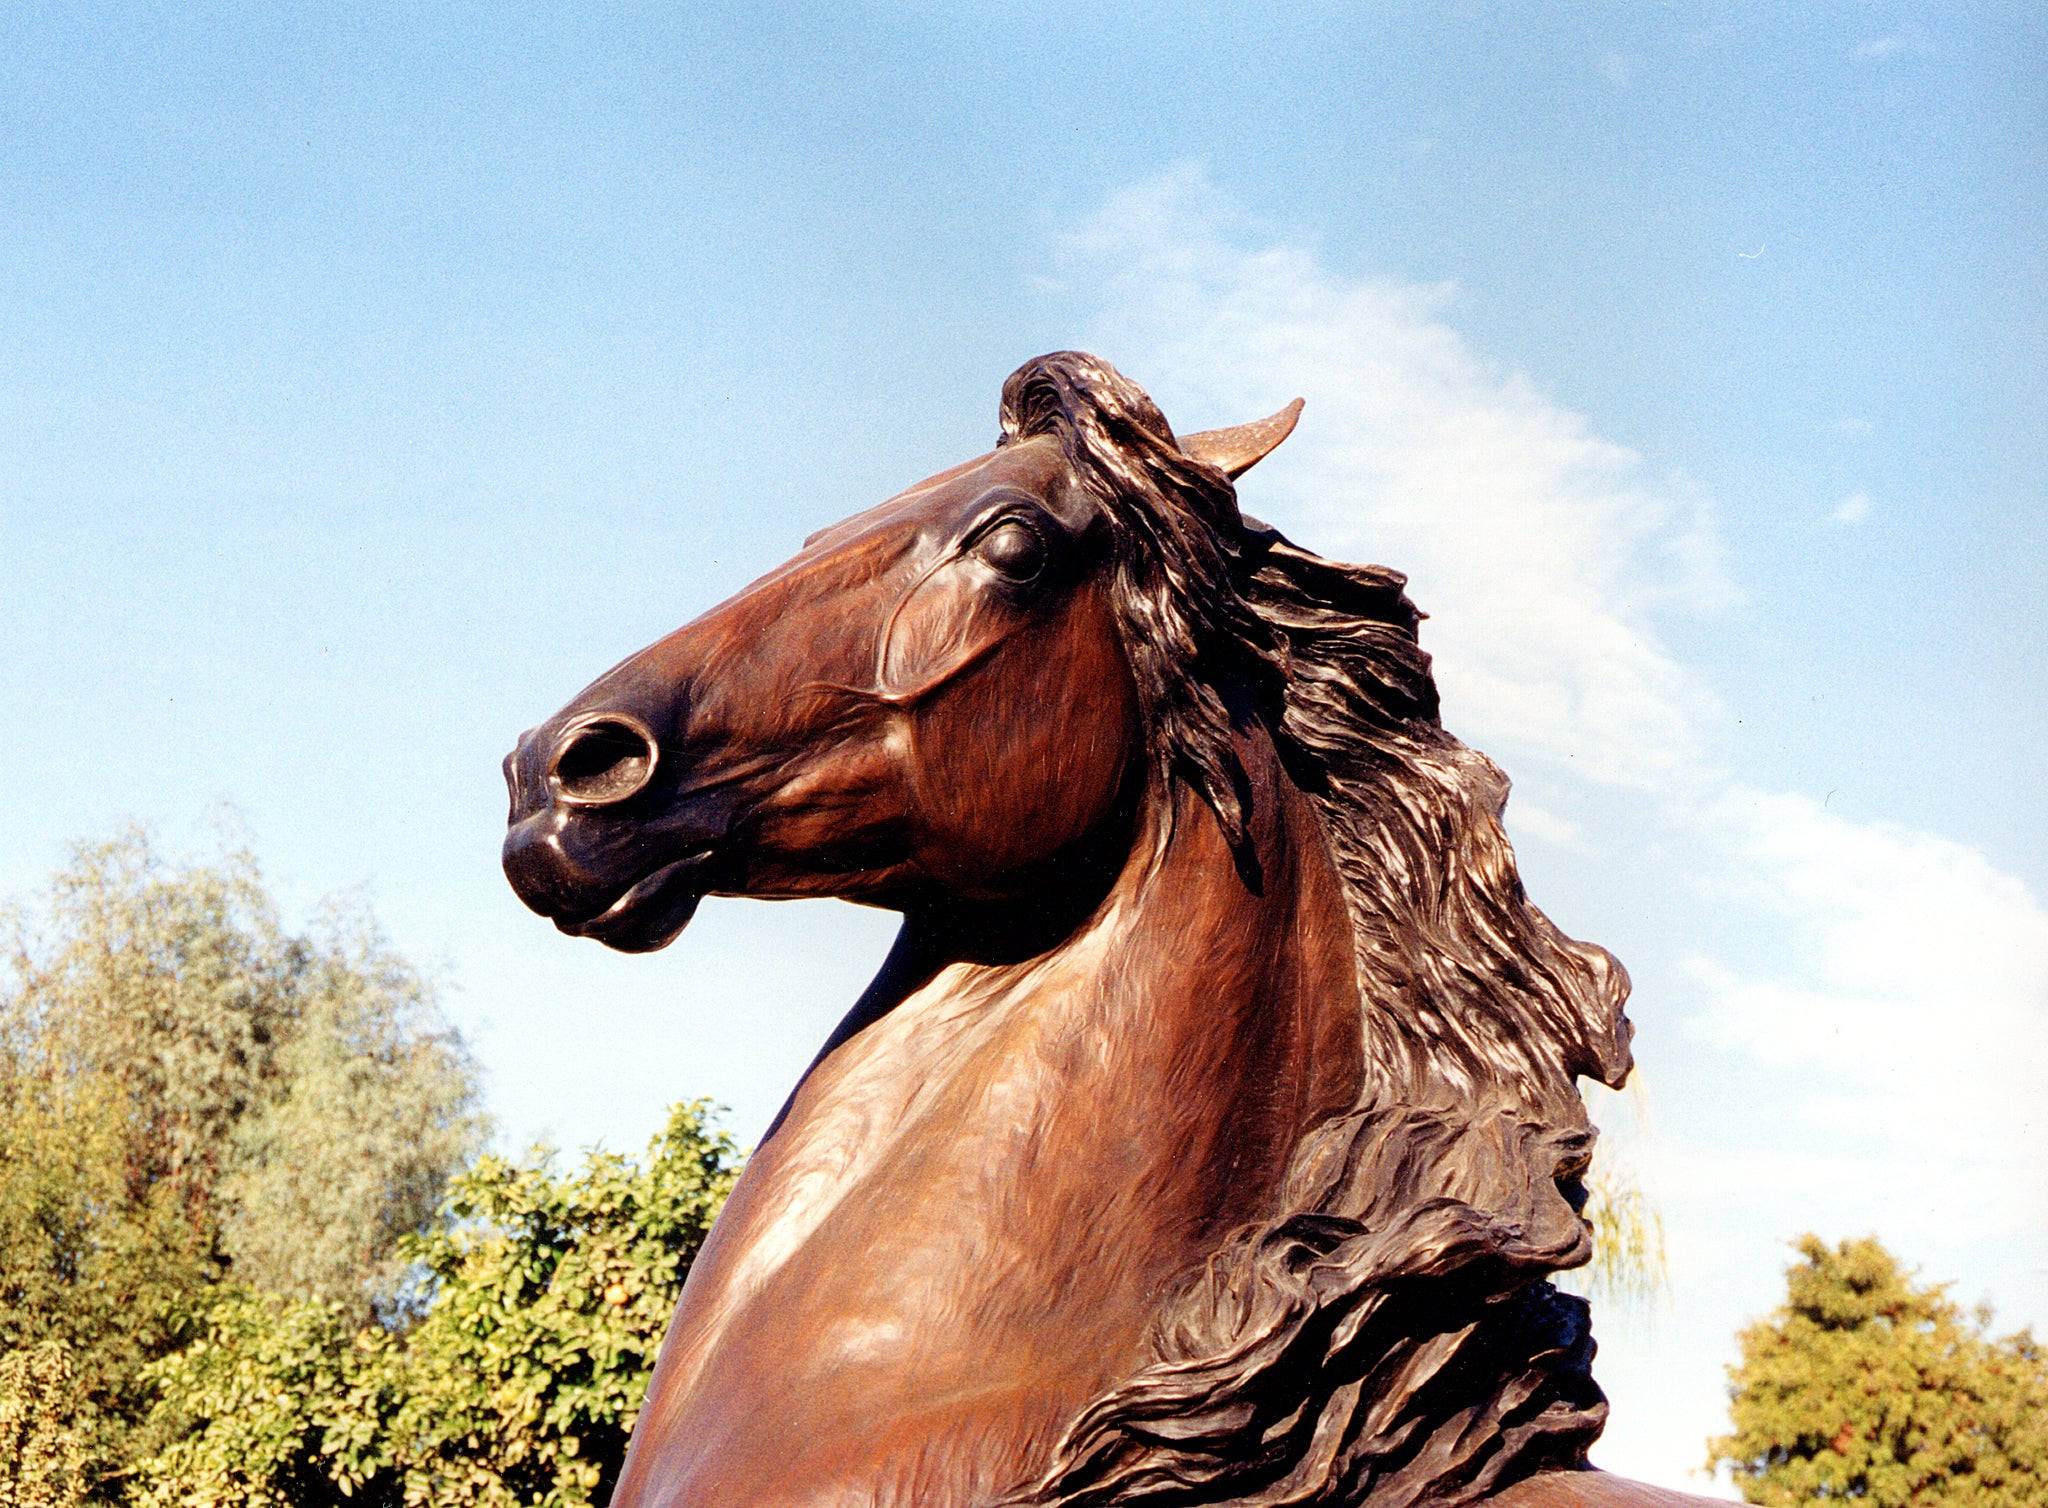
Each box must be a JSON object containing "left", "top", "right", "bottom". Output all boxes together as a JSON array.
[{"left": 994, "top": 353, "right": 1636, "bottom": 1507}]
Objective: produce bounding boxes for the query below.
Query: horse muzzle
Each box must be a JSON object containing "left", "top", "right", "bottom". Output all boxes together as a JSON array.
[{"left": 502, "top": 713, "right": 730, "bottom": 953}]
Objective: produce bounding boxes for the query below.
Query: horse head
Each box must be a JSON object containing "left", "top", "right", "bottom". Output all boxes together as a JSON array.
[{"left": 502, "top": 357, "right": 1299, "bottom": 954}]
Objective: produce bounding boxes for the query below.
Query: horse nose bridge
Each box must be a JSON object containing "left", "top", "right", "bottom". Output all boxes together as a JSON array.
[
  {"left": 731, "top": 533, "right": 919, "bottom": 682},
  {"left": 502, "top": 536, "right": 900, "bottom": 824},
  {"left": 643, "top": 574, "right": 855, "bottom": 714}
]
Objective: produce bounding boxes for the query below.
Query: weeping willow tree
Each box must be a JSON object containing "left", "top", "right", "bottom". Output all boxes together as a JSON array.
[
  {"left": 1565, "top": 1078, "right": 1669, "bottom": 1318},
  {"left": 0, "top": 827, "right": 487, "bottom": 1499}
]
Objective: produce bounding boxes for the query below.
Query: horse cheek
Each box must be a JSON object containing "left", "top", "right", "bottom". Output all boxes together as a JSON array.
[
  {"left": 904, "top": 661, "right": 1037, "bottom": 885},
  {"left": 747, "top": 734, "right": 914, "bottom": 889},
  {"left": 908, "top": 610, "right": 1136, "bottom": 890}
]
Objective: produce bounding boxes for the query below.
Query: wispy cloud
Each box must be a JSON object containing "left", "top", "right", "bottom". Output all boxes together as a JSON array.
[
  {"left": 1064, "top": 165, "right": 1732, "bottom": 791},
  {"left": 1059, "top": 162, "right": 2044, "bottom": 1117},
  {"left": 1690, "top": 786, "right": 2048, "bottom": 1221},
  {"left": 1858, "top": 35, "right": 1908, "bottom": 61},
  {"left": 1504, "top": 800, "right": 1587, "bottom": 853}
]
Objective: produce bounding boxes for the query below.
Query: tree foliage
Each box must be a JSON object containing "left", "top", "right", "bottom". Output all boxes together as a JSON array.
[
  {"left": 0, "top": 1340, "right": 91, "bottom": 1508},
  {"left": 0, "top": 829, "right": 486, "bottom": 1496},
  {"left": 138, "top": 1102, "right": 740, "bottom": 1507},
  {"left": 1575, "top": 1151, "right": 1667, "bottom": 1312},
  {"left": 0, "top": 1056, "right": 211, "bottom": 1488},
  {"left": 1707, "top": 1234, "right": 2048, "bottom": 1506}
]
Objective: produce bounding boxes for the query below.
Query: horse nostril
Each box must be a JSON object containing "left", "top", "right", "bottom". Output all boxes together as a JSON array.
[{"left": 549, "top": 716, "right": 660, "bottom": 807}]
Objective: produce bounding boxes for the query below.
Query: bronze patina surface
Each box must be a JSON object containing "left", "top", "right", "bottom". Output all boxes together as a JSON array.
[{"left": 503, "top": 354, "right": 1715, "bottom": 1507}]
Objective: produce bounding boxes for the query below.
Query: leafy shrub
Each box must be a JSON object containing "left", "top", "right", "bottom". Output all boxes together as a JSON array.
[
  {"left": 140, "top": 1102, "right": 739, "bottom": 1507},
  {"left": 0, "top": 1340, "right": 90, "bottom": 1508}
]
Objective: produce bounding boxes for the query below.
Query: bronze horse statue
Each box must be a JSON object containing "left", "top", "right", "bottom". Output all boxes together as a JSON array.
[{"left": 502, "top": 355, "right": 1715, "bottom": 1508}]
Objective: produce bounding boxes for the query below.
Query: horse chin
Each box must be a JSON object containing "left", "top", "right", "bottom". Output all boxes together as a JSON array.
[{"left": 556, "top": 855, "right": 710, "bottom": 953}]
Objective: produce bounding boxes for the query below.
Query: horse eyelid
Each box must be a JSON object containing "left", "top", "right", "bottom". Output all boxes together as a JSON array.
[
  {"left": 962, "top": 511, "right": 1068, "bottom": 582},
  {"left": 962, "top": 503, "right": 1052, "bottom": 543}
]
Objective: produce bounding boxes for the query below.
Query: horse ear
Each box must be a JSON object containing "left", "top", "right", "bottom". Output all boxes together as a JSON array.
[{"left": 1179, "top": 399, "right": 1305, "bottom": 480}]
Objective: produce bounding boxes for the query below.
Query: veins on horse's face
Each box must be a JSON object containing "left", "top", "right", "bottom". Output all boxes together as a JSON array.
[{"left": 870, "top": 481, "right": 1101, "bottom": 703}]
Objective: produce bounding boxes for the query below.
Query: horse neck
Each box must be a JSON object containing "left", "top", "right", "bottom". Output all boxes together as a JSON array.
[
  {"left": 723, "top": 726, "right": 1363, "bottom": 1305},
  {"left": 618, "top": 735, "right": 1365, "bottom": 1505}
]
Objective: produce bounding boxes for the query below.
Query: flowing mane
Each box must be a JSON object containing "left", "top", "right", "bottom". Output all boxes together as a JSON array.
[{"left": 995, "top": 353, "right": 1635, "bottom": 1508}]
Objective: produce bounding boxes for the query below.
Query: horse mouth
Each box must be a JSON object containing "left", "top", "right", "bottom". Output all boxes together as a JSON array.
[{"left": 555, "top": 852, "right": 714, "bottom": 953}]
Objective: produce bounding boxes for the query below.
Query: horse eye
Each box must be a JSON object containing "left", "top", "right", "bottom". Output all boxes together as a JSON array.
[{"left": 974, "top": 520, "right": 1046, "bottom": 581}]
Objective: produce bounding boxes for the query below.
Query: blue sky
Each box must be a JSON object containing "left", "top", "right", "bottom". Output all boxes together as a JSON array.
[{"left": 3, "top": 6, "right": 2042, "bottom": 1495}]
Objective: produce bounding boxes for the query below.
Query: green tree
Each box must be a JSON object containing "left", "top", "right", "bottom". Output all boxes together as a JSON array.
[
  {"left": 1707, "top": 1234, "right": 2048, "bottom": 1506},
  {"left": 138, "top": 1102, "right": 740, "bottom": 1507},
  {"left": 0, "top": 828, "right": 487, "bottom": 1495},
  {"left": 0, "top": 1055, "right": 212, "bottom": 1489}
]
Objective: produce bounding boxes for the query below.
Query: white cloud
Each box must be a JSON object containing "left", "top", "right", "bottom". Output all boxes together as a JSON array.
[
  {"left": 1689, "top": 787, "right": 2048, "bottom": 1220},
  {"left": 1503, "top": 799, "right": 1587, "bottom": 853},
  {"left": 1858, "top": 35, "right": 1908, "bottom": 60},
  {"left": 1831, "top": 490, "right": 1872, "bottom": 525}
]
